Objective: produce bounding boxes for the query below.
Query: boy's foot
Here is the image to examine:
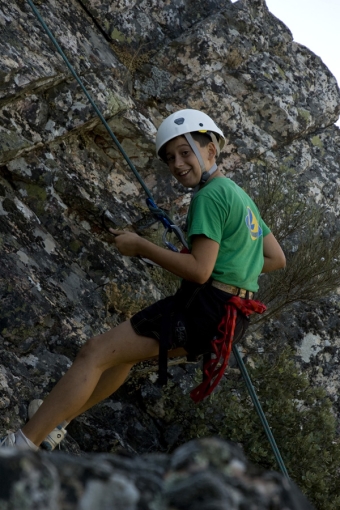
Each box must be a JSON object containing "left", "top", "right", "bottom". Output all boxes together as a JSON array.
[
  {"left": 40, "top": 424, "right": 67, "bottom": 451},
  {"left": 28, "top": 399, "right": 67, "bottom": 451},
  {"left": 0, "top": 433, "right": 16, "bottom": 448},
  {"left": 0, "top": 431, "right": 38, "bottom": 450}
]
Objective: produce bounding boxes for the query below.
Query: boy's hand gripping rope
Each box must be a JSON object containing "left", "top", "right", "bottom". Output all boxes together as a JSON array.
[{"left": 26, "top": 0, "right": 289, "bottom": 479}]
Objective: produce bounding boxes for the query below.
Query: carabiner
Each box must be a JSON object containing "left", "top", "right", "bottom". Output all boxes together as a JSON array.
[
  {"left": 162, "top": 228, "right": 179, "bottom": 252},
  {"left": 146, "top": 197, "right": 173, "bottom": 230},
  {"left": 162, "top": 225, "right": 188, "bottom": 252},
  {"left": 170, "top": 224, "right": 189, "bottom": 250}
]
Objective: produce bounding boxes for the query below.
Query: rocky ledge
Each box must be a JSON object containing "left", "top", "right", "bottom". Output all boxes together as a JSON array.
[{"left": 0, "top": 437, "right": 314, "bottom": 510}]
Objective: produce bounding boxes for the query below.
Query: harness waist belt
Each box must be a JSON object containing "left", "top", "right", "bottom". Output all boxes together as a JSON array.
[{"left": 211, "top": 280, "right": 254, "bottom": 299}]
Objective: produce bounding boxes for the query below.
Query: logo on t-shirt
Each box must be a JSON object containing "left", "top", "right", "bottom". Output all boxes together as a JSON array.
[{"left": 245, "top": 207, "right": 263, "bottom": 240}]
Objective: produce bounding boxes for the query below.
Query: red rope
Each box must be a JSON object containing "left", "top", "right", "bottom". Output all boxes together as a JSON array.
[{"left": 190, "top": 296, "right": 266, "bottom": 403}]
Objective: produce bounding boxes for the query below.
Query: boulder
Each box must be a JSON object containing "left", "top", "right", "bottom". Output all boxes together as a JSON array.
[{"left": 0, "top": 437, "right": 315, "bottom": 509}]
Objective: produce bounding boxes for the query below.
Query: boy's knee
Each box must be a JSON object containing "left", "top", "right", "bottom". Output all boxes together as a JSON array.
[{"left": 76, "top": 336, "right": 98, "bottom": 360}]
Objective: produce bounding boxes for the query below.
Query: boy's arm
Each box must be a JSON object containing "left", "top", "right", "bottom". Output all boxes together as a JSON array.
[
  {"left": 262, "top": 233, "right": 286, "bottom": 273},
  {"left": 110, "top": 229, "right": 219, "bottom": 284}
]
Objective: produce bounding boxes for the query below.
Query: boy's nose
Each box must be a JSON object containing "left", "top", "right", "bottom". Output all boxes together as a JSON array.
[{"left": 174, "top": 154, "right": 184, "bottom": 168}]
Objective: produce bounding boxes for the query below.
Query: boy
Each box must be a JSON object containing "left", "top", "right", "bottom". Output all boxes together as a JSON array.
[{"left": 1, "top": 109, "right": 285, "bottom": 450}]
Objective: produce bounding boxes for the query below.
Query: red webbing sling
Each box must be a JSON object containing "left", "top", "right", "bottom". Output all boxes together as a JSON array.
[{"left": 190, "top": 296, "right": 266, "bottom": 403}]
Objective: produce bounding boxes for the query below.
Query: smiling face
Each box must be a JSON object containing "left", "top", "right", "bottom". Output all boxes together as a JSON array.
[{"left": 164, "top": 135, "right": 216, "bottom": 188}]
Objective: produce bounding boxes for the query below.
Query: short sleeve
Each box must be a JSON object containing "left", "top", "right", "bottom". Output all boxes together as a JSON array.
[
  {"left": 261, "top": 220, "right": 271, "bottom": 237},
  {"left": 187, "top": 195, "right": 228, "bottom": 246}
]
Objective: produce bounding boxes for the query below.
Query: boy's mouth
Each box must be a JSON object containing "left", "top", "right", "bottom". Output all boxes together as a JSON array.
[{"left": 178, "top": 169, "right": 191, "bottom": 177}]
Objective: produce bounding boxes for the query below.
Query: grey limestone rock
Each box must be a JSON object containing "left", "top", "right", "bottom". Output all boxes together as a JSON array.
[
  {"left": 0, "top": 437, "right": 315, "bottom": 509},
  {"left": 0, "top": 0, "right": 339, "bottom": 505}
]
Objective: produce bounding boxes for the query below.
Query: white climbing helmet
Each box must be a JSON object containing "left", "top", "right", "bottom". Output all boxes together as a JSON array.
[
  {"left": 155, "top": 109, "right": 225, "bottom": 158},
  {"left": 155, "top": 109, "right": 225, "bottom": 184}
]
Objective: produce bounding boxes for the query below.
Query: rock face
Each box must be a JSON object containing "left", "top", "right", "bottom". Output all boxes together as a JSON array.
[
  {"left": 0, "top": 437, "right": 315, "bottom": 510},
  {"left": 0, "top": 0, "right": 340, "bottom": 497}
]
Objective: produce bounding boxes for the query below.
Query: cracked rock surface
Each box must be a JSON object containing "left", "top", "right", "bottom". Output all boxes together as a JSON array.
[
  {"left": 0, "top": 437, "right": 315, "bottom": 509},
  {"left": 0, "top": 0, "right": 339, "bottom": 506}
]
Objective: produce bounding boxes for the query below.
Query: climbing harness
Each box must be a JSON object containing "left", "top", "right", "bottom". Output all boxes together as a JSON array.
[
  {"left": 26, "top": 0, "right": 188, "bottom": 253},
  {"left": 190, "top": 296, "right": 266, "bottom": 403},
  {"left": 191, "top": 294, "right": 289, "bottom": 479},
  {"left": 190, "top": 295, "right": 289, "bottom": 478},
  {"left": 26, "top": 0, "right": 289, "bottom": 479}
]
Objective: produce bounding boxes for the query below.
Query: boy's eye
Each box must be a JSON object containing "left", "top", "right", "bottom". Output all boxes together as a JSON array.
[{"left": 165, "top": 148, "right": 192, "bottom": 163}]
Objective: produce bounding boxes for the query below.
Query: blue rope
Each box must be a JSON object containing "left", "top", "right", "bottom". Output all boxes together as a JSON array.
[
  {"left": 232, "top": 345, "right": 290, "bottom": 479},
  {"left": 27, "top": 0, "right": 288, "bottom": 478},
  {"left": 26, "top": 0, "right": 174, "bottom": 228}
]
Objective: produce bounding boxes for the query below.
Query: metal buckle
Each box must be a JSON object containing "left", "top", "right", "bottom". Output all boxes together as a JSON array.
[{"left": 162, "top": 225, "right": 189, "bottom": 252}]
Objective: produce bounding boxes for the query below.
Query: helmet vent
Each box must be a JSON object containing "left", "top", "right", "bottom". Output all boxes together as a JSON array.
[
  {"left": 174, "top": 118, "right": 185, "bottom": 125},
  {"left": 199, "top": 123, "right": 203, "bottom": 126}
]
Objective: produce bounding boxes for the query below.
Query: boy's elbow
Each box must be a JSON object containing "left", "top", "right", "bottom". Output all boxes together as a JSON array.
[
  {"left": 277, "top": 253, "right": 286, "bottom": 270},
  {"left": 263, "top": 234, "right": 286, "bottom": 271},
  {"left": 194, "top": 274, "right": 211, "bottom": 285},
  {"left": 262, "top": 252, "right": 286, "bottom": 273},
  {"left": 193, "top": 268, "right": 212, "bottom": 285},
  {"left": 280, "top": 250, "right": 286, "bottom": 268}
]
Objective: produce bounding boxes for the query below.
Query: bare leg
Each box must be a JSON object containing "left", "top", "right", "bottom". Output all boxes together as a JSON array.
[
  {"left": 66, "top": 346, "right": 187, "bottom": 421},
  {"left": 66, "top": 363, "right": 133, "bottom": 421},
  {"left": 22, "top": 321, "right": 160, "bottom": 446}
]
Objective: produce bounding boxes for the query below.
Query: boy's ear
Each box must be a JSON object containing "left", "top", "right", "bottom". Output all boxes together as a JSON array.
[{"left": 208, "top": 141, "right": 217, "bottom": 159}]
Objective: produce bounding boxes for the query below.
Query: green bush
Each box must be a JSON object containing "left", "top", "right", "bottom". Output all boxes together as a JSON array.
[
  {"left": 235, "top": 164, "right": 340, "bottom": 322},
  {"left": 161, "top": 348, "right": 340, "bottom": 510},
  {"left": 157, "top": 157, "right": 340, "bottom": 509}
]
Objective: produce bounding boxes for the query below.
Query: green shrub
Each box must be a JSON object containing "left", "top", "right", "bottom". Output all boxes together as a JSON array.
[
  {"left": 157, "top": 156, "right": 340, "bottom": 509},
  {"left": 237, "top": 164, "right": 340, "bottom": 322},
  {"left": 161, "top": 348, "right": 340, "bottom": 510}
]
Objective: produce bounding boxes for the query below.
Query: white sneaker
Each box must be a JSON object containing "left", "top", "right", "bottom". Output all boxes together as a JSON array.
[
  {"left": 42, "top": 425, "right": 67, "bottom": 451},
  {"left": 28, "top": 399, "right": 67, "bottom": 451},
  {"left": 0, "top": 433, "right": 16, "bottom": 448}
]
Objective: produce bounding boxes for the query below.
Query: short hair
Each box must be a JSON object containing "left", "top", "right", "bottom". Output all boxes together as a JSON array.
[{"left": 190, "top": 131, "right": 214, "bottom": 147}]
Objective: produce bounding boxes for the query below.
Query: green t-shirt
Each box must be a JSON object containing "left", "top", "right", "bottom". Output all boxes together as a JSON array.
[{"left": 186, "top": 177, "right": 270, "bottom": 292}]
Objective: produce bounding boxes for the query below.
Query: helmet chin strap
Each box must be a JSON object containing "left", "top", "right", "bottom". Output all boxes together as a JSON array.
[
  {"left": 183, "top": 133, "right": 218, "bottom": 185},
  {"left": 200, "top": 163, "right": 218, "bottom": 184}
]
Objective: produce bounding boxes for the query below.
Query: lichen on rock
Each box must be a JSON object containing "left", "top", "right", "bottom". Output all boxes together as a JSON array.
[{"left": 1, "top": 0, "right": 340, "bottom": 506}]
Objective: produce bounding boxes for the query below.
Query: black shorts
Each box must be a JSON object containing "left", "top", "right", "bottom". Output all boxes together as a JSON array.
[{"left": 130, "top": 279, "right": 249, "bottom": 358}]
